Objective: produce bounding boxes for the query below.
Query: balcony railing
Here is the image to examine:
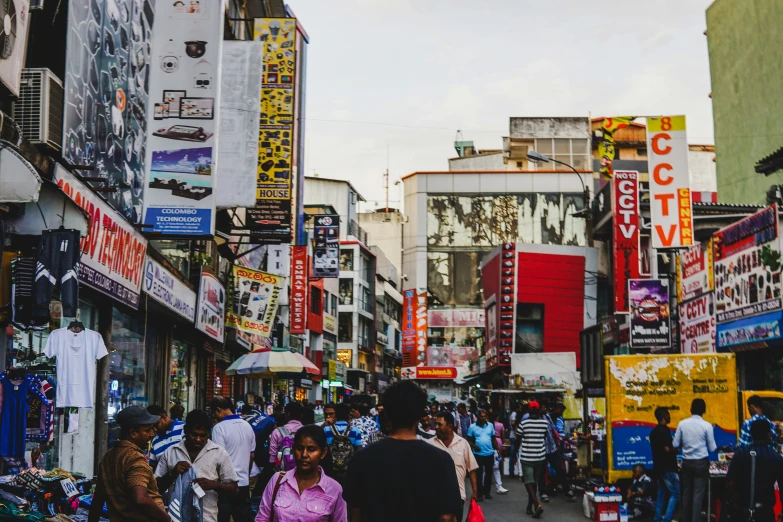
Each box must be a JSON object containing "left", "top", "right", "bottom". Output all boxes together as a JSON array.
[
  {"left": 349, "top": 219, "right": 369, "bottom": 245},
  {"left": 358, "top": 297, "right": 374, "bottom": 314}
]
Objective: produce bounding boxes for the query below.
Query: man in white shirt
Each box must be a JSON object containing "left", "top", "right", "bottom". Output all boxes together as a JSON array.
[
  {"left": 673, "top": 398, "right": 717, "bottom": 522},
  {"left": 428, "top": 411, "right": 479, "bottom": 521},
  {"left": 210, "top": 396, "right": 255, "bottom": 522}
]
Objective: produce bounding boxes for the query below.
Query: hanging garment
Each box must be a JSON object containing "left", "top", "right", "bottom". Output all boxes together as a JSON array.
[
  {"left": 34, "top": 229, "right": 82, "bottom": 318},
  {"left": 26, "top": 378, "right": 52, "bottom": 442},
  {"left": 0, "top": 375, "right": 33, "bottom": 457},
  {"left": 11, "top": 258, "right": 48, "bottom": 330},
  {"left": 167, "top": 466, "right": 203, "bottom": 522},
  {"left": 43, "top": 328, "right": 108, "bottom": 408}
]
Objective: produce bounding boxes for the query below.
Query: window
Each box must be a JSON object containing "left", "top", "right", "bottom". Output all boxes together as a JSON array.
[
  {"left": 637, "top": 148, "right": 648, "bottom": 157},
  {"left": 331, "top": 295, "right": 338, "bottom": 313},
  {"left": 360, "top": 287, "right": 374, "bottom": 314},
  {"left": 427, "top": 251, "right": 488, "bottom": 307},
  {"left": 311, "top": 287, "right": 322, "bottom": 315},
  {"left": 358, "top": 317, "right": 372, "bottom": 349},
  {"left": 339, "top": 279, "right": 353, "bottom": 305},
  {"left": 533, "top": 138, "right": 590, "bottom": 172},
  {"left": 340, "top": 250, "right": 354, "bottom": 271},
  {"left": 515, "top": 304, "right": 544, "bottom": 353},
  {"left": 338, "top": 313, "right": 353, "bottom": 343},
  {"left": 324, "top": 291, "right": 330, "bottom": 314},
  {"left": 362, "top": 254, "right": 373, "bottom": 282}
]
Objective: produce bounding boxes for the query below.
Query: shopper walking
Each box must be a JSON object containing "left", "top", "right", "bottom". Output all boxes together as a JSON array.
[
  {"left": 343, "top": 381, "right": 461, "bottom": 522},
  {"left": 242, "top": 405, "right": 277, "bottom": 497},
  {"left": 517, "top": 401, "right": 549, "bottom": 518},
  {"left": 256, "top": 402, "right": 305, "bottom": 491},
  {"left": 255, "top": 424, "right": 347, "bottom": 522},
  {"left": 323, "top": 402, "right": 362, "bottom": 485},
  {"left": 455, "top": 403, "right": 474, "bottom": 438},
  {"left": 429, "top": 411, "right": 479, "bottom": 521},
  {"left": 467, "top": 409, "right": 496, "bottom": 502},
  {"left": 155, "top": 410, "right": 239, "bottom": 522},
  {"left": 739, "top": 395, "right": 777, "bottom": 448},
  {"left": 147, "top": 405, "right": 185, "bottom": 470},
  {"left": 491, "top": 412, "right": 509, "bottom": 495},
  {"left": 673, "top": 398, "right": 716, "bottom": 522},
  {"left": 650, "top": 407, "right": 679, "bottom": 522},
  {"left": 725, "top": 419, "right": 783, "bottom": 522},
  {"left": 211, "top": 396, "right": 256, "bottom": 522},
  {"left": 89, "top": 406, "right": 170, "bottom": 522},
  {"left": 547, "top": 403, "right": 574, "bottom": 498}
]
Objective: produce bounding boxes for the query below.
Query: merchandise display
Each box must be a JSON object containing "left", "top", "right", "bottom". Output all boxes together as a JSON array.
[{"left": 43, "top": 327, "right": 108, "bottom": 409}]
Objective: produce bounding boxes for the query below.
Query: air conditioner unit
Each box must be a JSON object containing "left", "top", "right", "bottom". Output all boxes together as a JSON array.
[{"left": 12, "top": 68, "right": 63, "bottom": 151}]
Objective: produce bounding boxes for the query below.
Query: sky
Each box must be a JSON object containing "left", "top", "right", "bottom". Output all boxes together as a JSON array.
[{"left": 287, "top": 0, "right": 716, "bottom": 211}]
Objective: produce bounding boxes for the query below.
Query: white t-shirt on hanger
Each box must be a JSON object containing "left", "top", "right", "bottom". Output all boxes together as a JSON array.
[{"left": 43, "top": 328, "right": 109, "bottom": 408}]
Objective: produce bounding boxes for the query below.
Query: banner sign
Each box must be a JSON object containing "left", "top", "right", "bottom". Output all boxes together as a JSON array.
[
  {"left": 647, "top": 116, "right": 693, "bottom": 249},
  {"left": 427, "top": 345, "right": 479, "bottom": 380},
  {"left": 428, "top": 309, "right": 485, "bottom": 328},
  {"left": 216, "top": 41, "right": 263, "bottom": 209},
  {"left": 612, "top": 171, "right": 641, "bottom": 313},
  {"left": 629, "top": 279, "right": 671, "bottom": 348},
  {"left": 142, "top": 257, "right": 196, "bottom": 321},
  {"left": 54, "top": 166, "right": 147, "bottom": 309},
  {"left": 290, "top": 246, "right": 308, "bottom": 334},
  {"left": 401, "top": 367, "right": 458, "bottom": 380},
  {"left": 142, "top": 0, "right": 224, "bottom": 235},
  {"left": 499, "top": 242, "right": 517, "bottom": 366},
  {"left": 680, "top": 293, "right": 716, "bottom": 353},
  {"left": 717, "top": 310, "right": 782, "bottom": 350},
  {"left": 713, "top": 205, "right": 781, "bottom": 324},
  {"left": 197, "top": 271, "right": 226, "bottom": 343},
  {"left": 676, "top": 241, "right": 714, "bottom": 303},
  {"left": 313, "top": 215, "right": 340, "bottom": 278},
  {"left": 251, "top": 18, "right": 298, "bottom": 243},
  {"left": 599, "top": 117, "right": 635, "bottom": 180},
  {"left": 226, "top": 266, "right": 284, "bottom": 338},
  {"left": 324, "top": 314, "right": 337, "bottom": 335},
  {"left": 402, "top": 289, "right": 427, "bottom": 368}
]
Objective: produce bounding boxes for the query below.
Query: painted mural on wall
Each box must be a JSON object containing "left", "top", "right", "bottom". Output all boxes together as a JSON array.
[{"left": 63, "top": 0, "right": 154, "bottom": 223}]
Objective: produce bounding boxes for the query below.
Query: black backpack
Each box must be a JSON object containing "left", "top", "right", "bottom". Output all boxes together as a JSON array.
[{"left": 331, "top": 425, "right": 355, "bottom": 476}]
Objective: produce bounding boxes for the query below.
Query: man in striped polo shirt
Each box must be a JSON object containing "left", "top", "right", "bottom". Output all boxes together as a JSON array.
[
  {"left": 148, "top": 405, "right": 185, "bottom": 470},
  {"left": 517, "top": 401, "right": 548, "bottom": 518}
]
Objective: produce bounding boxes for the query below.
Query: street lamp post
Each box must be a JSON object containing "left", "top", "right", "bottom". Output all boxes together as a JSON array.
[{"left": 526, "top": 151, "right": 593, "bottom": 247}]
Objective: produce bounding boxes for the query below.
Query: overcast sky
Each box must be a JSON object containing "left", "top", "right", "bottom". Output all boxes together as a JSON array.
[{"left": 287, "top": 0, "right": 716, "bottom": 211}]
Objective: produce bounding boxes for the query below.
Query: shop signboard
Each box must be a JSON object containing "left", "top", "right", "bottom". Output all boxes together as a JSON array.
[
  {"left": 426, "top": 345, "right": 479, "bottom": 380},
  {"left": 612, "top": 171, "right": 640, "bottom": 313},
  {"left": 324, "top": 314, "right": 337, "bottom": 335},
  {"left": 250, "top": 18, "right": 298, "bottom": 243},
  {"left": 717, "top": 310, "right": 782, "bottom": 351},
  {"left": 142, "top": 256, "right": 196, "bottom": 321},
  {"left": 335, "top": 361, "right": 347, "bottom": 381},
  {"left": 510, "top": 353, "right": 579, "bottom": 392},
  {"left": 485, "top": 301, "right": 497, "bottom": 370},
  {"left": 498, "top": 242, "right": 516, "bottom": 366},
  {"left": 647, "top": 116, "right": 694, "bottom": 249},
  {"left": 713, "top": 205, "right": 782, "bottom": 324},
  {"left": 63, "top": 0, "right": 152, "bottom": 224},
  {"left": 676, "top": 241, "right": 714, "bottom": 303},
  {"left": 313, "top": 215, "right": 340, "bottom": 278},
  {"left": 142, "top": 1, "right": 224, "bottom": 235},
  {"left": 401, "top": 367, "right": 458, "bottom": 380},
  {"left": 226, "top": 265, "right": 284, "bottom": 338},
  {"left": 598, "top": 117, "right": 636, "bottom": 180},
  {"left": 216, "top": 41, "right": 262, "bottom": 209},
  {"left": 328, "top": 359, "right": 337, "bottom": 380},
  {"left": 629, "top": 279, "right": 671, "bottom": 348},
  {"left": 428, "top": 309, "right": 485, "bottom": 328},
  {"left": 290, "top": 246, "right": 308, "bottom": 334},
  {"left": 196, "top": 271, "right": 226, "bottom": 343},
  {"left": 402, "top": 289, "right": 427, "bottom": 368},
  {"left": 679, "top": 293, "right": 716, "bottom": 353},
  {"left": 53, "top": 166, "right": 147, "bottom": 309}
]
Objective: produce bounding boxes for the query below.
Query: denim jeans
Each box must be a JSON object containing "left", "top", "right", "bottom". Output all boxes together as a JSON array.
[{"left": 654, "top": 472, "right": 680, "bottom": 522}]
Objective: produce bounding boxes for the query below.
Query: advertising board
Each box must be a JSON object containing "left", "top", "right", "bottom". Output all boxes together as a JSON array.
[
  {"left": 402, "top": 289, "right": 427, "bottom": 368},
  {"left": 613, "top": 171, "right": 641, "bottom": 313},
  {"left": 313, "top": 215, "right": 340, "bottom": 278},
  {"left": 679, "top": 293, "right": 715, "bottom": 353},
  {"left": 676, "top": 241, "right": 713, "bottom": 303},
  {"left": 197, "top": 271, "right": 226, "bottom": 343},
  {"left": 290, "top": 246, "right": 308, "bottom": 334},
  {"left": 226, "top": 265, "right": 284, "bottom": 338},
  {"left": 142, "top": 257, "right": 196, "bottom": 321},
  {"left": 629, "top": 279, "right": 671, "bottom": 348}
]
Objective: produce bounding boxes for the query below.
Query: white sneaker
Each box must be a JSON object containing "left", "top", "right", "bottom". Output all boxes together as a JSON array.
[{"left": 496, "top": 486, "right": 509, "bottom": 494}]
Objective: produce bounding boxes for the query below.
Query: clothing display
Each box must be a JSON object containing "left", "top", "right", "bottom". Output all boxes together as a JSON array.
[
  {"left": 26, "top": 377, "right": 55, "bottom": 442},
  {"left": 33, "top": 229, "right": 82, "bottom": 318},
  {"left": 43, "top": 328, "right": 108, "bottom": 408},
  {"left": 12, "top": 258, "right": 48, "bottom": 330},
  {"left": 0, "top": 374, "right": 45, "bottom": 458}
]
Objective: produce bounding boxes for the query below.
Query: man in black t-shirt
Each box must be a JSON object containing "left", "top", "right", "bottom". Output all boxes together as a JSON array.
[
  {"left": 344, "top": 381, "right": 461, "bottom": 522},
  {"left": 649, "top": 407, "right": 680, "bottom": 522}
]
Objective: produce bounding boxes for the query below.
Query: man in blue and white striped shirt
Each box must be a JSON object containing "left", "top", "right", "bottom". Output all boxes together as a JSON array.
[
  {"left": 147, "top": 405, "right": 185, "bottom": 469},
  {"left": 738, "top": 395, "right": 777, "bottom": 448}
]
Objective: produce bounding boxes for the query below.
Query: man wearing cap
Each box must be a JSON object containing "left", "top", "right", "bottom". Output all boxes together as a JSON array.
[{"left": 89, "top": 406, "right": 171, "bottom": 522}]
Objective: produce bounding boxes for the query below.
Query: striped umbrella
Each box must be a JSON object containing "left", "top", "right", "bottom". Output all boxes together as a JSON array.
[{"left": 226, "top": 348, "right": 320, "bottom": 377}]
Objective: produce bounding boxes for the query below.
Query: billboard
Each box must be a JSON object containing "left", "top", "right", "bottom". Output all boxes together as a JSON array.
[
  {"left": 63, "top": 0, "right": 153, "bottom": 223},
  {"left": 498, "top": 242, "right": 517, "bottom": 366},
  {"left": 142, "top": 256, "right": 196, "bottom": 321},
  {"left": 647, "top": 116, "right": 693, "bottom": 249},
  {"left": 676, "top": 241, "right": 714, "bottom": 303},
  {"left": 717, "top": 310, "right": 782, "bottom": 350},
  {"left": 713, "top": 205, "right": 781, "bottom": 324},
  {"left": 54, "top": 165, "right": 147, "bottom": 309},
  {"left": 226, "top": 265, "right": 284, "bottom": 338},
  {"left": 141, "top": 1, "right": 224, "bottom": 235},
  {"left": 290, "top": 246, "right": 307, "bottom": 335},
  {"left": 196, "top": 271, "right": 226, "bottom": 343},
  {"left": 428, "top": 309, "right": 485, "bottom": 328},
  {"left": 426, "top": 345, "right": 479, "bottom": 380},
  {"left": 251, "top": 18, "right": 298, "bottom": 243},
  {"left": 629, "top": 279, "right": 671, "bottom": 348},
  {"left": 679, "top": 293, "right": 715, "bottom": 353},
  {"left": 216, "top": 41, "right": 263, "bottom": 209},
  {"left": 598, "top": 117, "right": 635, "bottom": 180},
  {"left": 313, "top": 215, "right": 340, "bottom": 278},
  {"left": 402, "top": 289, "right": 427, "bottom": 368},
  {"left": 612, "top": 171, "right": 641, "bottom": 313}
]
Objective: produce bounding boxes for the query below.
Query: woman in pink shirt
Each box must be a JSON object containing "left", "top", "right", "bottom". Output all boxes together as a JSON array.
[{"left": 256, "top": 424, "right": 347, "bottom": 522}]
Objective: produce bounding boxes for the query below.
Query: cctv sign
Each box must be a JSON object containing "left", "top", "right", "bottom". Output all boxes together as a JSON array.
[
  {"left": 612, "top": 171, "right": 641, "bottom": 313},
  {"left": 647, "top": 116, "right": 694, "bottom": 249}
]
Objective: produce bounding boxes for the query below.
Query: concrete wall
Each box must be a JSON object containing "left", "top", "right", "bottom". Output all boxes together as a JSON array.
[
  {"left": 448, "top": 152, "right": 505, "bottom": 171},
  {"left": 359, "top": 211, "right": 403, "bottom": 288},
  {"left": 688, "top": 148, "right": 718, "bottom": 192},
  {"left": 510, "top": 117, "right": 590, "bottom": 139},
  {"left": 707, "top": 0, "right": 783, "bottom": 204}
]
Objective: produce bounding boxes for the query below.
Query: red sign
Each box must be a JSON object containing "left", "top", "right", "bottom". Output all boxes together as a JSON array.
[
  {"left": 414, "top": 367, "right": 458, "bottom": 380},
  {"left": 612, "top": 171, "right": 641, "bottom": 313},
  {"left": 402, "top": 289, "right": 427, "bottom": 367},
  {"left": 290, "top": 246, "right": 308, "bottom": 334},
  {"left": 428, "top": 309, "right": 485, "bottom": 328},
  {"left": 498, "top": 243, "right": 516, "bottom": 366}
]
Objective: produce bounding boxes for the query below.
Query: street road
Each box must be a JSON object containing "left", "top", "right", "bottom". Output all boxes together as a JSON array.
[{"left": 463, "top": 478, "right": 586, "bottom": 522}]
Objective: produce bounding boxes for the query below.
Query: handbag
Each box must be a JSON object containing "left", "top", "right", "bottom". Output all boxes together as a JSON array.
[{"left": 268, "top": 472, "right": 286, "bottom": 521}]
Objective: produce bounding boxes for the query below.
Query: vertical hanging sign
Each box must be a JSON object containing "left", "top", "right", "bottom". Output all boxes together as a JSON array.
[
  {"left": 290, "top": 246, "right": 308, "bottom": 334},
  {"left": 612, "top": 171, "right": 641, "bottom": 313},
  {"left": 313, "top": 215, "right": 340, "bottom": 278},
  {"left": 142, "top": 1, "right": 225, "bottom": 235},
  {"left": 647, "top": 116, "right": 693, "bottom": 249}
]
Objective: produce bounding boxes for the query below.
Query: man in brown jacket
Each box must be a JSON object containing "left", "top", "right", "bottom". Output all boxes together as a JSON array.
[{"left": 89, "top": 406, "right": 171, "bottom": 522}]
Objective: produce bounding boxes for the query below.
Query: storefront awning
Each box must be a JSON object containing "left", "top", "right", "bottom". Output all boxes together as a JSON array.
[
  {"left": 4, "top": 181, "right": 90, "bottom": 236},
  {"left": 0, "top": 141, "right": 42, "bottom": 203}
]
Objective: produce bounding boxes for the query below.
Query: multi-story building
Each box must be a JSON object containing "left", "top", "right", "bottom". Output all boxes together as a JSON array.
[
  {"left": 372, "top": 246, "right": 403, "bottom": 393},
  {"left": 359, "top": 209, "right": 405, "bottom": 289}
]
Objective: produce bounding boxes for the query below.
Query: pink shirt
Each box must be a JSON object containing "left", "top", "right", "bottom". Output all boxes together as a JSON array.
[
  {"left": 268, "top": 421, "right": 303, "bottom": 463},
  {"left": 255, "top": 468, "right": 347, "bottom": 522},
  {"left": 493, "top": 421, "right": 504, "bottom": 451}
]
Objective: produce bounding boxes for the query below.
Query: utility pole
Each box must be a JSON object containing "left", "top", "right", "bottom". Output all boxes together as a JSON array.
[{"left": 384, "top": 168, "right": 389, "bottom": 213}]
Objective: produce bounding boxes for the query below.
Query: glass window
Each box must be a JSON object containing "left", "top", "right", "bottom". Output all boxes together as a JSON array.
[
  {"left": 554, "top": 139, "right": 571, "bottom": 155},
  {"left": 149, "top": 239, "right": 191, "bottom": 276},
  {"left": 571, "top": 155, "right": 588, "bottom": 171},
  {"left": 427, "top": 251, "right": 488, "bottom": 307},
  {"left": 553, "top": 155, "right": 571, "bottom": 167},
  {"left": 515, "top": 304, "right": 544, "bottom": 353},
  {"left": 339, "top": 279, "right": 353, "bottom": 305},
  {"left": 362, "top": 255, "right": 373, "bottom": 282},
  {"left": 338, "top": 313, "right": 353, "bottom": 342},
  {"left": 535, "top": 138, "right": 553, "bottom": 155},
  {"left": 169, "top": 341, "right": 191, "bottom": 413},
  {"left": 324, "top": 291, "right": 330, "bottom": 314},
  {"left": 331, "top": 295, "right": 338, "bottom": 312},
  {"left": 311, "top": 287, "right": 322, "bottom": 314},
  {"left": 572, "top": 139, "right": 589, "bottom": 155},
  {"left": 340, "top": 250, "right": 354, "bottom": 271}
]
